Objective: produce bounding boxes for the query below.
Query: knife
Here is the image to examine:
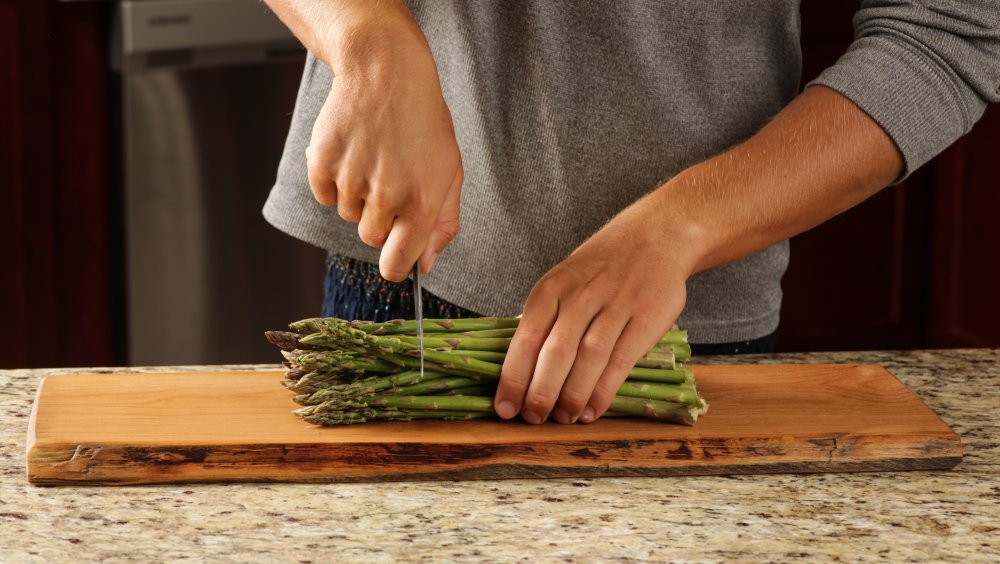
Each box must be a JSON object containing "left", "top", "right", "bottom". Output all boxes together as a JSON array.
[{"left": 412, "top": 264, "right": 425, "bottom": 379}]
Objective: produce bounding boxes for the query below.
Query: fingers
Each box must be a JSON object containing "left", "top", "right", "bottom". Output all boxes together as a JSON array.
[
  {"left": 495, "top": 280, "right": 559, "bottom": 421},
  {"left": 305, "top": 67, "right": 465, "bottom": 271},
  {"left": 357, "top": 187, "right": 400, "bottom": 248},
  {"left": 379, "top": 165, "right": 461, "bottom": 280},
  {"left": 580, "top": 318, "right": 662, "bottom": 424},
  {"left": 379, "top": 213, "right": 436, "bottom": 282},
  {"left": 336, "top": 186, "right": 365, "bottom": 224},
  {"left": 305, "top": 144, "right": 337, "bottom": 207},
  {"left": 305, "top": 90, "right": 343, "bottom": 208},
  {"left": 553, "top": 311, "right": 628, "bottom": 424},
  {"left": 518, "top": 304, "right": 599, "bottom": 424},
  {"left": 419, "top": 166, "right": 463, "bottom": 273}
]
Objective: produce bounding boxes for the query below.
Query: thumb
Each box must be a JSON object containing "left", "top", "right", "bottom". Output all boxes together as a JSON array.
[{"left": 420, "top": 166, "right": 462, "bottom": 274}]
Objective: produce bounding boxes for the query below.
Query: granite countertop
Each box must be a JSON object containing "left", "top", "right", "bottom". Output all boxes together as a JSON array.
[{"left": 1, "top": 350, "right": 998, "bottom": 562}]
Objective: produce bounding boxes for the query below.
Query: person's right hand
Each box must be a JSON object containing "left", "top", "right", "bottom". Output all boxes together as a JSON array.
[{"left": 303, "top": 4, "right": 463, "bottom": 281}]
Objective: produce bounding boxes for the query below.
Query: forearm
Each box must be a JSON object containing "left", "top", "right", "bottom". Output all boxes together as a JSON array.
[
  {"left": 658, "top": 85, "right": 904, "bottom": 276},
  {"left": 262, "top": 0, "right": 423, "bottom": 72}
]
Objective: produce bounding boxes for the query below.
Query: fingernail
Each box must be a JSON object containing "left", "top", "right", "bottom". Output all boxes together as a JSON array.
[
  {"left": 496, "top": 400, "right": 517, "bottom": 419},
  {"left": 580, "top": 406, "right": 597, "bottom": 423},
  {"left": 552, "top": 408, "right": 571, "bottom": 424},
  {"left": 521, "top": 411, "right": 543, "bottom": 425}
]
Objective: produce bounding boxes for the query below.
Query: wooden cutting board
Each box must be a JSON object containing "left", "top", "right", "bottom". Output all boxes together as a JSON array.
[{"left": 26, "top": 364, "right": 962, "bottom": 485}]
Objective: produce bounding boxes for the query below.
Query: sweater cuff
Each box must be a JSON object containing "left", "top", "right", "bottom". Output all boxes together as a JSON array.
[{"left": 808, "top": 34, "right": 984, "bottom": 181}]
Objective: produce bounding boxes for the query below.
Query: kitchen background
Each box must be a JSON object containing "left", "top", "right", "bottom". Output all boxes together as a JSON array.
[{"left": 2, "top": 0, "right": 998, "bottom": 369}]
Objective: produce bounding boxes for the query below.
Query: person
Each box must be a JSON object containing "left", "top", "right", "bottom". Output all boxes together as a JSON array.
[{"left": 261, "top": 1, "right": 1000, "bottom": 425}]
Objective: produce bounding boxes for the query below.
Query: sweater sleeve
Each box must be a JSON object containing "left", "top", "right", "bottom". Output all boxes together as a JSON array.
[{"left": 808, "top": 0, "right": 1000, "bottom": 179}]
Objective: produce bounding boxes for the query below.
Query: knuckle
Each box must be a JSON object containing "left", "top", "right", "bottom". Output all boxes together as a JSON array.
[
  {"left": 437, "top": 219, "right": 460, "bottom": 240},
  {"left": 305, "top": 144, "right": 319, "bottom": 164},
  {"left": 544, "top": 341, "right": 576, "bottom": 362},
  {"left": 338, "top": 206, "right": 361, "bottom": 223},
  {"left": 605, "top": 351, "right": 635, "bottom": 376},
  {"left": 358, "top": 225, "right": 388, "bottom": 248},
  {"left": 499, "top": 366, "right": 532, "bottom": 391},
  {"left": 336, "top": 178, "right": 363, "bottom": 198},
  {"left": 591, "top": 380, "right": 620, "bottom": 406},
  {"left": 523, "top": 388, "right": 556, "bottom": 413},
  {"left": 307, "top": 173, "right": 337, "bottom": 207},
  {"left": 558, "top": 387, "right": 590, "bottom": 412},
  {"left": 532, "top": 276, "right": 563, "bottom": 299},
  {"left": 511, "top": 329, "right": 548, "bottom": 352},
  {"left": 366, "top": 188, "right": 394, "bottom": 209},
  {"left": 312, "top": 188, "right": 337, "bottom": 207},
  {"left": 305, "top": 148, "right": 332, "bottom": 175},
  {"left": 499, "top": 366, "right": 529, "bottom": 387},
  {"left": 579, "top": 333, "right": 610, "bottom": 357}
]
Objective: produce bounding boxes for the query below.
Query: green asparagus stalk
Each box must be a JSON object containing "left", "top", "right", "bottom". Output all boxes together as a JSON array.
[
  {"left": 445, "top": 384, "right": 499, "bottom": 396},
  {"left": 307, "top": 394, "right": 496, "bottom": 414},
  {"left": 436, "top": 350, "right": 508, "bottom": 363},
  {"left": 282, "top": 350, "right": 402, "bottom": 375},
  {"left": 270, "top": 315, "right": 708, "bottom": 427},
  {"left": 298, "top": 408, "right": 491, "bottom": 425},
  {"left": 448, "top": 328, "right": 518, "bottom": 338},
  {"left": 625, "top": 366, "right": 693, "bottom": 384},
  {"left": 348, "top": 317, "right": 521, "bottom": 335},
  {"left": 286, "top": 346, "right": 689, "bottom": 386},
  {"left": 265, "top": 330, "right": 314, "bottom": 351},
  {"left": 348, "top": 317, "right": 687, "bottom": 351},
  {"left": 393, "top": 334, "right": 689, "bottom": 364},
  {"left": 295, "top": 370, "right": 448, "bottom": 404},
  {"left": 608, "top": 396, "right": 702, "bottom": 425},
  {"left": 300, "top": 320, "right": 505, "bottom": 380},
  {"left": 393, "top": 376, "right": 483, "bottom": 396},
  {"left": 394, "top": 334, "right": 512, "bottom": 351},
  {"left": 277, "top": 324, "right": 688, "bottom": 366},
  {"left": 338, "top": 370, "right": 444, "bottom": 394},
  {"left": 615, "top": 381, "right": 703, "bottom": 407}
]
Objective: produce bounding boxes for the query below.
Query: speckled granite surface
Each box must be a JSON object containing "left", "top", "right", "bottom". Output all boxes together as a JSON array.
[{"left": 1, "top": 350, "right": 997, "bottom": 562}]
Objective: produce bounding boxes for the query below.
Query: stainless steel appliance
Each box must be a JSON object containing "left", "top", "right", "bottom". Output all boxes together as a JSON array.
[{"left": 113, "top": 0, "right": 325, "bottom": 365}]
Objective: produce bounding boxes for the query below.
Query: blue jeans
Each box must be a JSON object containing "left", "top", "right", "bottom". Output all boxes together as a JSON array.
[
  {"left": 321, "top": 253, "right": 480, "bottom": 322},
  {"left": 322, "top": 253, "right": 776, "bottom": 355}
]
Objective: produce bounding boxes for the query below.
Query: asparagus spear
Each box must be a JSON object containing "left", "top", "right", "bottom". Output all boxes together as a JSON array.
[
  {"left": 394, "top": 334, "right": 511, "bottom": 351},
  {"left": 298, "top": 409, "right": 491, "bottom": 425},
  {"left": 299, "top": 320, "right": 504, "bottom": 380},
  {"left": 270, "top": 315, "right": 708, "bottom": 426},
  {"left": 393, "top": 376, "right": 483, "bottom": 396},
  {"left": 296, "top": 394, "right": 703, "bottom": 426},
  {"left": 348, "top": 317, "right": 688, "bottom": 351},
  {"left": 349, "top": 317, "right": 521, "bottom": 335},
  {"left": 608, "top": 396, "right": 701, "bottom": 425},
  {"left": 615, "top": 381, "right": 702, "bottom": 407}
]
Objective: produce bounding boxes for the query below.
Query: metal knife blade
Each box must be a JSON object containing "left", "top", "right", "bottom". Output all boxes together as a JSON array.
[{"left": 412, "top": 264, "right": 425, "bottom": 378}]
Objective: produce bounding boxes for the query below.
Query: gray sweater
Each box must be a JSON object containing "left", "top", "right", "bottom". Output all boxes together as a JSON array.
[{"left": 264, "top": 1, "right": 1000, "bottom": 343}]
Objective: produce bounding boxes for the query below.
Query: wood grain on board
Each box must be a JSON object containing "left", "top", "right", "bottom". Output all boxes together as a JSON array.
[{"left": 26, "top": 364, "right": 962, "bottom": 485}]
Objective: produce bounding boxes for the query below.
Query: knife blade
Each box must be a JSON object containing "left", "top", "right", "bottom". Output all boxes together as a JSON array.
[{"left": 412, "top": 264, "right": 425, "bottom": 379}]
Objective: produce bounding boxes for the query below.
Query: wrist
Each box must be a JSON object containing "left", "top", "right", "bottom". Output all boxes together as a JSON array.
[
  {"left": 321, "top": 3, "right": 428, "bottom": 78},
  {"left": 646, "top": 172, "right": 718, "bottom": 277}
]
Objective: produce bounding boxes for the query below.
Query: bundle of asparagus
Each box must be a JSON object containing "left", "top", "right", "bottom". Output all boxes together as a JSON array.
[{"left": 265, "top": 317, "right": 708, "bottom": 426}]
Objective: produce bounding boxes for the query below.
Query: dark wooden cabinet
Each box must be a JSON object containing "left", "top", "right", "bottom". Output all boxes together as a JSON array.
[
  {"left": 927, "top": 107, "right": 1000, "bottom": 347},
  {"left": 776, "top": 174, "right": 936, "bottom": 351},
  {"left": 0, "top": 0, "right": 123, "bottom": 368}
]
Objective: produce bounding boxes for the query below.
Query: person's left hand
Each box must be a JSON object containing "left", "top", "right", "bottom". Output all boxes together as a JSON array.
[{"left": 494, "top": 188, "right": 700, "bottom": 425}]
